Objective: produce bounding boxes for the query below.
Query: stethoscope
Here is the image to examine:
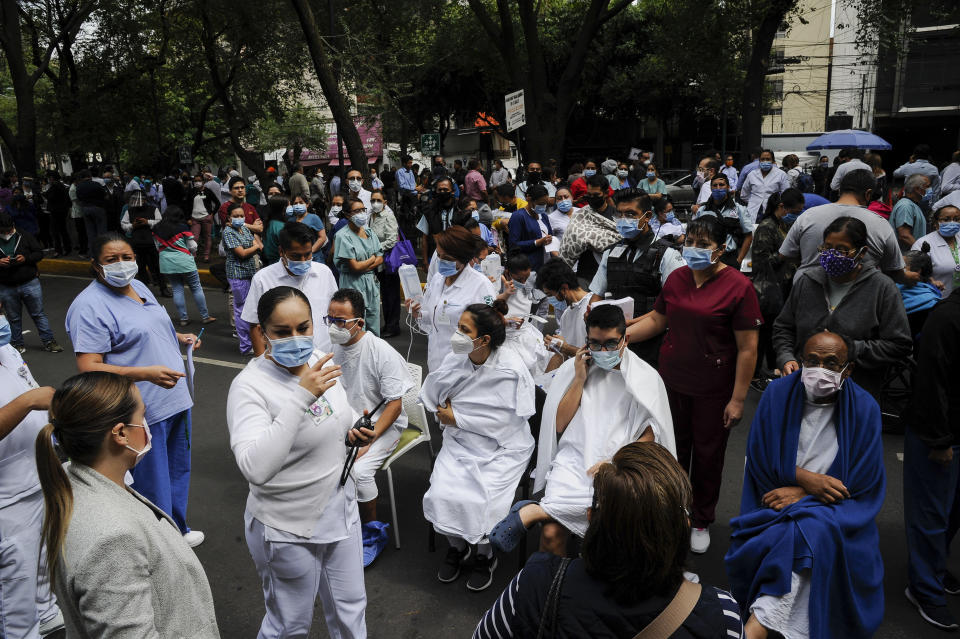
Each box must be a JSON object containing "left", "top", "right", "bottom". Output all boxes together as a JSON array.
[{"left": 339, "top": 397, "right": 387, "bottom": 487}]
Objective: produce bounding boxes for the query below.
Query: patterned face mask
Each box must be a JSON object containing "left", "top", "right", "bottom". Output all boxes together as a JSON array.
[{"left": 818, "top": 248, "right": 862, "bottom": 278}]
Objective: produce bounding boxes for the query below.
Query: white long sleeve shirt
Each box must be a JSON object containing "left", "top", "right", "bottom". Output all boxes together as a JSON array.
[{"left": 226, "top": 352, "right": 359, "bottom": 538}]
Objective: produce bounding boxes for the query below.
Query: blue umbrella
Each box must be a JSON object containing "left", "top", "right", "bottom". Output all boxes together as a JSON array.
[{"left": 806, "top": 129, "right": 892, "bottom": 150}]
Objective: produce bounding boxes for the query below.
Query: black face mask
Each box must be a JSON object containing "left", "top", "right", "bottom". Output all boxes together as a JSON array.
[
  {"left": 437, "top": 192, "right": 454, "bottom": 205},
  {"left": 527, "top": 171, "right": 541, "bottom": 183},
  {"left": 586, "top": 195, "right": 606, "bottom": 210}
]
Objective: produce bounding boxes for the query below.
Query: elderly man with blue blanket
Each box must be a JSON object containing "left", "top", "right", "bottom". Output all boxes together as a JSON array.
[{"left": 725, "top": 329, "right": 885, "bottom": 639}]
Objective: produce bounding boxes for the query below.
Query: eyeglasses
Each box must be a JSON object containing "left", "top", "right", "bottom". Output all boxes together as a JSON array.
[
  {"left": 801, "top": 357, "right": 848, "bottom": 374},
  {"left": 585, "top": 337, "right": 624, "bottom": 352},
  {"left": 323, "top": 316, "right": 361, "bottom": 327},
  {"left": 817, "top": 245, "right": 859, "bottom": 257}
]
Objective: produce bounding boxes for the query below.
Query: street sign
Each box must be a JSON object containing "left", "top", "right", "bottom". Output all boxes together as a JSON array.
[
  {"left": 178, "top": 145, "right": 192, "bottom": 165},
  {"left": 505, "top": 89, "right": 525, "bottom": 132},
  {"left": 420, "top": 133, "right": 440, "bottom": 155}
]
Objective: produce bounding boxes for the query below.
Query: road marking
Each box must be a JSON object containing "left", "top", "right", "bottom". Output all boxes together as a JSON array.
[
  {"left": 183, "top": 354, "right": 246, "bottom": 370},
  {"left": 41, "top": 273, "right": 224, "bottom": 291}
]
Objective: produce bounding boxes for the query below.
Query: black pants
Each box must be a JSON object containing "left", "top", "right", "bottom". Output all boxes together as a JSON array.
[
  {"left": 36, "top": 212, "right": 52, "bottom": 248},
  {"left": 377, "top": 269, "right": 401, "bottom": 332},
  {"left": 132, "top": 243, "right": 162, "bottom": 287},
  {"left": 72, "top": 218, "right": 88, "bottom": 255},
  {"left": 50, "top": 211, "right": 72, "bottom": 254},
  {"left": 756, "top": 311, "right": 777, "bottom": 375}
]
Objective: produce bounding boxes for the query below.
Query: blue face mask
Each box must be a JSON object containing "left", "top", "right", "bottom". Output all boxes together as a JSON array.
[
  {"left": 437, "top": 258, "right": 460, "bottom": 277},
  {"left": 682, "top": 246, "right": 717, "bottom": 270},
  {"left": 284, "top": 257, "right": 312, "bottom": 276},
  {"left": 711, "top": 188, "right": 728, "bottom": 201},
  {"left": 292, "top": 203, "right": 307, "bottom": 215},
  {"left": 0, "top": 315, "right": 10, "bottom": 347},
  {"left": 583, "top": 169, "right": 597, "bottom": 178},
  {"left": 230, "top": 217, "right": 244, "bottom": 228},
  {"left": 591, "top": 346, "right": 622, "bottom": 371},
  {"left": 939, "top": 222, "right": 960, "bottom": 237},
  {"left": 666, "top": 212, "right": 678, "bottom": 224},
  {"left": 556, "top": 199, "right": 573, "bottom": 213},
  {"left": 759, "top": 161, "right": 773, "bottom": 171},
  {"left": 646, "top": 172, "right": 656, "bottom": 179},
  {"left": 616, "top": 218, "right": 641, "bottom": 239},
  {"left": 472, "top": 263, "right": 482, "bottom": 272},
  {"left": 533, "top": 204, "right": 547, "bottom": 215},
  {"left": 471, "top": 210, "right": 480, "bottom": 221},
  {"left": 782, "top": 213, "right": 800, "bottom": 225},
  {"left": 922, "top": 188, "right": 934, "bottom": 204},
  {"left": 268, "top": 335, "right": 314, "bottom": 368},
  {"left": 547, "top": 296, "right": 567, "bottom": 314},
  {"left": 285, "top": 205, "right": 295, "bottom": 218}
]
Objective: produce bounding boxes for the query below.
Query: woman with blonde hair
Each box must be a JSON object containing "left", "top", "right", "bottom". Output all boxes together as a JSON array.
[{"left": 35, "top": 371, "right": 219, "bottom": 638}]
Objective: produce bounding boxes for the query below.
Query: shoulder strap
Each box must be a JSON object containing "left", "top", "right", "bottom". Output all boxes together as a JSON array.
[
  {"left": 536, "top": 557, "right": 572, "bottom": 639},
  {"left": 632, "top": 580, "right": 702, "bottom": 639}
]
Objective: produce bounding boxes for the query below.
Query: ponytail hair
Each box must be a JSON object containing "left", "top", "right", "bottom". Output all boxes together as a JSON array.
[{"left": 35, "top": 372, "right": 139, "bottom": 585}]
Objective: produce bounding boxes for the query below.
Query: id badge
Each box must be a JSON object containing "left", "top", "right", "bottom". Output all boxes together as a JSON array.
[
  {"left": 437, "top": 301, "right": 450, "bottom": 326},
  {"left": 610, "top": 246, "right": 627, "bottom": 259},
  {"left": 307, "top": 396, "right": 334, "bottom": 425}
]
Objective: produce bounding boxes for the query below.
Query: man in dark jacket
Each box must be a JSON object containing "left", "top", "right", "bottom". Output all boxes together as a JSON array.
[
  {"left": 74, "top": 169, "right": 108, "bottom": 254},
  {"left": 44, "top": 171, "right": 72, "bottom": 256},
  {"left": 0, "top": 212, "right": 63, "bottom": 352},
  {"left": 904, "top": 288, "right": 960, "bottom": 630}
]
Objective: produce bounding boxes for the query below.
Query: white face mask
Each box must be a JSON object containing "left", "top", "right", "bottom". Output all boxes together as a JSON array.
[
  {"left": 101, "top": 260, "right": 139, "bottom": 287},
  {"left": 801, "top": 365, "right": 847, "bottom": 399},
  {"left": 450, "top": 330, "right": 481, "bottom": 354},
  {"left": 0, "top": 232, "right": 14, "bottom": 241},
  {"left": 328, "top": 321, "right": 358, "bottom": 345},
  {"left": 371, "top": 201, "right": 384, "bottom": 213},
  {"left": 348, "top": 179, "right": 362, "bottom": 192},
  {"left": 124, "top": 422, "right": 152, "bottom": 466}
]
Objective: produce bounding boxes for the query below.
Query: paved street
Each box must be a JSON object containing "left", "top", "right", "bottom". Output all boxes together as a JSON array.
[{"left": 17, "top": 272, "right": 953, "bottom": 638}]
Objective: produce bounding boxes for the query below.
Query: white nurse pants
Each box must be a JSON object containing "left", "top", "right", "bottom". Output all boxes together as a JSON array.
[
  {"left": 350, "top": 427, "right": 402, "bottom": 503},
  {"left": 0, "top": 491, "right": 59, "bottom": 639},
  {"left": 245, "top": 514, "right": 367, "bottom": 639}
]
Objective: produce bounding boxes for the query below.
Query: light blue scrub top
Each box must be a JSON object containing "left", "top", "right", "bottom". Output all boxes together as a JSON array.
[{"left": 66, "top": 278, "right": 192, "bottom": 424}]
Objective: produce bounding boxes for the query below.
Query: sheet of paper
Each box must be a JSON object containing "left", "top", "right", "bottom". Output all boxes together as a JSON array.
[{"left": 185, "top": 342, "right": 196, "bottom": 400}]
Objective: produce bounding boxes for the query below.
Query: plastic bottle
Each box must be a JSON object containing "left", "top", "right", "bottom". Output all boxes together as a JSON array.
[{"left": 398, "top": 264, "right": 423, "bottom": 304}]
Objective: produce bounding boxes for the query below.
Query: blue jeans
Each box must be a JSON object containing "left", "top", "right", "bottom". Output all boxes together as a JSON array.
[
  {"left": 130, "top": 409, "right": 193, "bottom": 533},
  {"left": 904, "top": 425, "right": 960, "bottom": 606},
  {"left": 0, "top": 277, "right": 55, "bottom": 345},
  {"left": 166, "top": 271, "right": 210, "bottom": 321}
]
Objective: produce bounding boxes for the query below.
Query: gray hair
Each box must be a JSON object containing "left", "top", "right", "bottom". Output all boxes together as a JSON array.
[{"left": 905, "top": 173, "right": 930, "bottom": 192}]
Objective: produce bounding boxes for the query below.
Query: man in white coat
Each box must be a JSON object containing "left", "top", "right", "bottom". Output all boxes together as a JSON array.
[
  {"left": 489, "top": 304, "right": 675, "bottom": 556},
  {"left": 328, "top": 288, "right": 412, "bottom": 567},
  {"left": 740, "top": 149, "right": 790, "bottom": 222}
]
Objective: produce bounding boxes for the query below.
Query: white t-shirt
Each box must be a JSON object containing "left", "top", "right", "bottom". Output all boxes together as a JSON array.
[
  {"left": 0, "top": 345, "right": 45, "bottom": 508},
  {"left": 797, "top": 398, "right": 839, "bottom": 475},
  {"left": 419, "top": 267, "right": 497, "bottom": 371},
  {"left": 332, "top": 333, "right": 412, "bottom": 434},
  {"left": 240, "top": 261, "right": 339, "bottom": 353}
]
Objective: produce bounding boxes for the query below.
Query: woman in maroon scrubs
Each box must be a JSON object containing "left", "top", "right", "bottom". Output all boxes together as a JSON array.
[{"left": 627, "top": 215, "right": 761, "bottom": 555}]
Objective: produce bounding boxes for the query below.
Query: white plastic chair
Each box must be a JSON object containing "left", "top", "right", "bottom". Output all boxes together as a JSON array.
[{"left": 377, "top": 362, "right": 433, "bottom": 549}]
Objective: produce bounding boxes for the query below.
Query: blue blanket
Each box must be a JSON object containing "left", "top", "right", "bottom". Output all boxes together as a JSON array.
[
  {"left": 897, "top": 281, "right": 942, "bottom": 315},
  {"left": 724, "top": 373, "right": 885, "bottom": 638}
]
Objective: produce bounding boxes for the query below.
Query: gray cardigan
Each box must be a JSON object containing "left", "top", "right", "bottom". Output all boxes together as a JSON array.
[
  {"left": 56, "top": 463, "right": 220, "bottom": 638},
  {"left": 773, "top": 266, "right": 912, "bottom": 389}
]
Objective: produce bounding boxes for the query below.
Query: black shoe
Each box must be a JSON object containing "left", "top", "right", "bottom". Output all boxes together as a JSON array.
[
  {"left": 159, "top": 287, "right": 173, "bottom": 298},
  {"left": 945, "top": 571, "right": 960, "bottom": 596},
  {"left": 381, "top": 328, "right": 401, "bottom": 338},
  {"left": 466, "top": 553, "right": 498, "bottom": 592},
  {"left": 42, "top": 340, "right": 64, "bottom": 353},
  {"left": 905, "top": 586, "right": 960, "bottom": 630},
  {"left": 437, "top": 545, "right": 471, "bottom": 583},
  {"left": 11, "top": 343, "right": 26, "bottom": 354}
]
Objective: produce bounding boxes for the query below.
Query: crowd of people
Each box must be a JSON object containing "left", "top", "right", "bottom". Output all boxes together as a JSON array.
[{"left": 1, "top": 142, "right": 960, "bottom": 638}]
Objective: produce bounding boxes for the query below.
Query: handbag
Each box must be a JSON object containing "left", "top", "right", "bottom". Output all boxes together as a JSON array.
[
  {"left": 536, "top": 557, "right": 571, "bottom": 639},
  {"left": 385, "top": 228, "right": 418, "bottom": 273}
]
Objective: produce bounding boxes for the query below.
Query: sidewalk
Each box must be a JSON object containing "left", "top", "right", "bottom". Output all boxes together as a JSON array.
[{"left": 38, "top": 252, "right": 224, "bottom": 287}]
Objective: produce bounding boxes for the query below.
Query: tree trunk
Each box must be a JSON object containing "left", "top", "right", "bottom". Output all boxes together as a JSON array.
[
  {"left": 741, "top": 0, "right": 797, "bottom": 153},
  {"left": 0, "top": 0, "right": 37, "bottom": 173},
  {"left": 290, "top": 0, "right": 369, "bottom": 171}
]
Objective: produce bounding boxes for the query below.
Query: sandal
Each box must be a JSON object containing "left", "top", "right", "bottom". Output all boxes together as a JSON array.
[{"left": 489, "top": 499, "right": 538, "bottom": 553}]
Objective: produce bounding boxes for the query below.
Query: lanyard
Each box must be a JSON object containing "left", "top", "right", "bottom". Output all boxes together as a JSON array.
[{"left": 949, "top": 240, "right": 960, "bottom": 285}]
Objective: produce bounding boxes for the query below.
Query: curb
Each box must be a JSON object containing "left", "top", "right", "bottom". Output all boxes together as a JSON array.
[{"left": 39, "top": 257, "right": 223, "bottom": 287}]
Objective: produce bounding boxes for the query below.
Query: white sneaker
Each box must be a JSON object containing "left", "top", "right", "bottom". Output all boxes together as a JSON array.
[
  {"left": 39, "top": 608, "right": 65, "bottom": 636},
  {"left": 183, "top": 530, "right": 205, "bottom": 547},
  {"left": 690, "top": 527, "right": 710, "bottom": 554}
]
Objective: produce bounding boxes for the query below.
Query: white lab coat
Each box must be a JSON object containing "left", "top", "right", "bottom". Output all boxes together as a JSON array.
[
  {"left": 912, "top": 230, "right": 959, "bottom": 296},
  {"left": 504, "top": 322, "right": 552, "bottom": 378},
  {"left": 418, "top": 267, "right": 497, "bottom": 372},
  {"left": 534, "top": 349, "right": 675, "bottom": 536},
  {"left": 420, "top": 347, "right": 535, "bottom": 544},
  {"left": 741, "top": 166, "right": 790, "bottom": 221}
]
